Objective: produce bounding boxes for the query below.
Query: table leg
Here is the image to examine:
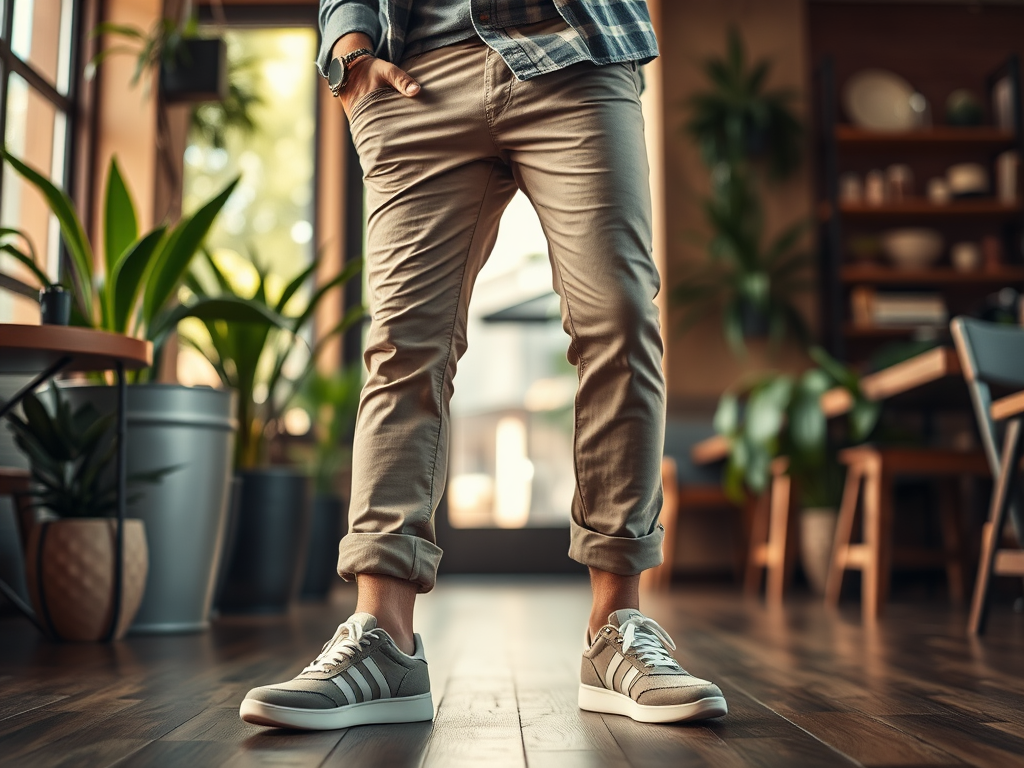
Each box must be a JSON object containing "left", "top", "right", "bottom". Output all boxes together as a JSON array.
[
  {"left": 0, "top": 356, "right": 71, "bottom": 419},
  {"left": 0, "top": 356, "right": 71, "bottom": 633},
  {"left": 104, "top": 362, "right": 127, "bottom": 641}
]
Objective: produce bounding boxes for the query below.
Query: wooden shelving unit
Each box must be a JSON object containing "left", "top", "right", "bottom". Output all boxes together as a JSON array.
[
  {"left": 819, "top": 200, "right": 1023, "bottom": 222},
  {"left": 841, "top": 265, "right": 1024, "bottom": 286},
  {"left": 835, "top": 126, "right": 1017, "bottom": 151},
  {"left": 816, "top": 55, "right": 1024, "bottom": 362}
]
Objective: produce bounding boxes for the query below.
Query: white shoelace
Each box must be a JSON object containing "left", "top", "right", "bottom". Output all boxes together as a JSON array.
[
  {"left": 302, "top": 619, "right": 372, "bottom": 674},
  {"left": 617, "top": 615, "right": 681, "bottom": 670}
]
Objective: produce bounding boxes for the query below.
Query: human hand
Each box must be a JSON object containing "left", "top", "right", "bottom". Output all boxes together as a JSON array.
[{"left": 338, "top": 55, "right": 421, "bottom": 117}]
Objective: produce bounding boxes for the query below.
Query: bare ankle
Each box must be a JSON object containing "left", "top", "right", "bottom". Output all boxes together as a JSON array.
[
  {"left": 588, "top": 566, "right": 641, "bottom": 640},
  {"left": 355, "top": 573, "right": 418, "bottom": 655}
]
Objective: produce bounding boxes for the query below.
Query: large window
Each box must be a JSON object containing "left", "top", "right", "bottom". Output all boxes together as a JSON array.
[
  {"left": 178, "top": 27, "right": 319, "bottom": 386},
  {"left": 0, "top": 0, "right": 78, "bottom": 322}
]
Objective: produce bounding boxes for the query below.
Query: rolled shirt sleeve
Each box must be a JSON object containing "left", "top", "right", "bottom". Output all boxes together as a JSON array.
[{"left": 317, "top": 0, "right": 382, "bottom": 77}]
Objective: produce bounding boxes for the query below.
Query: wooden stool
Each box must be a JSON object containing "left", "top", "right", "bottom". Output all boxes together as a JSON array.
[
  {"left": 825, "top": 446, "right": 989, "bottom": 622},
  {"left": 642, "top": 457, "right": 746, "bottom": 591},
  {"left": 744, "top": 458, "right": 797, "bottom": 605}
]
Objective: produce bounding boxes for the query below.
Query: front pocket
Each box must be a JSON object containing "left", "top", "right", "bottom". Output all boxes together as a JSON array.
[{"left": 348, "top": 86, "right": 398, "bottom": 123}]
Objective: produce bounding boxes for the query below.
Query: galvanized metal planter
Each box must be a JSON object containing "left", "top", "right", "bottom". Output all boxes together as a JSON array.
[{"left": 60, "top": 384, "right": 237, "bottom": 633}]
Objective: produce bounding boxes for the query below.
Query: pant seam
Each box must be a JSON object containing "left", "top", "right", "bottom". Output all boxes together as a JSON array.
[
  {"left": 550, "top": 250, "right": 592, "bottom": 529},
  {"left": 425, "top": 161, "right": 500, "bottom": 515}
]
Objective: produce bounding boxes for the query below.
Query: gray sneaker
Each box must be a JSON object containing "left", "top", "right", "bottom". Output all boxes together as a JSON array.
[
  {"left": 239, "top": 613, "right": 433, "bottom": 730},
  {"left": 579, "top": 609, "right": 727, "bottom": 723}
]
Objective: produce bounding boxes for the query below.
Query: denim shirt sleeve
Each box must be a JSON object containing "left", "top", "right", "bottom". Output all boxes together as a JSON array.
[{"left": 317, "top": 0, "right": 382, "bottom": 77}]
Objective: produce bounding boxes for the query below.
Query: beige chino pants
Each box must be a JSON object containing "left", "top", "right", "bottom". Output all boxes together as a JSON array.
[{"left": 338, "top": 35, "right": 666, "bottom": 593}]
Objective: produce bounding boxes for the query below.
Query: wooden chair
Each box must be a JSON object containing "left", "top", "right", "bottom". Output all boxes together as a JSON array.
[
  {"left": 825, "top": 446, "right": 989, "bottom": 622},
  {"left": 743, "top": 457, "right": 798, "bottom": 605},
  {"left": 643, "top": 420, "right": 744, "bottom": 592},
  {"left": 951, "top": 317, "right": 1024, "bottom": 635}
]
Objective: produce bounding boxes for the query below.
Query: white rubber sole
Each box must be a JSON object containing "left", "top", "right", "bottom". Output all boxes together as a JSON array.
[
  {"left": 239, "top": 692, "right": 434, "bottom": 730},
  {"left": 578, "top": 684, "right": 727, "bottom": 723}
]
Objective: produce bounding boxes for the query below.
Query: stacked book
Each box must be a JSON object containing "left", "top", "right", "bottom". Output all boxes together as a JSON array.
[{"left": 850, "top": 288, "right": 948, "bottom": 328}]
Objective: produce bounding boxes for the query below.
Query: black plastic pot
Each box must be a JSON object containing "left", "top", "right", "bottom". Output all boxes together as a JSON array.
[
  {"left": 39, "top": 286, "right": 71, "bottom": 325},
  {"left": 217, "top": 468, "right": 311, "bottom": 614},
  {"left": 160, "top": 38, "right": 228, "bottom": 103},
  {"left": 299, "top": 494, "right": 346, "bottom": 601},
  {"left": 739, "top": 300, "right": 771, "bottom": 339}
]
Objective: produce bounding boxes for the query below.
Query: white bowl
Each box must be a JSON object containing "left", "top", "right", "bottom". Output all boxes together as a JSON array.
[{"left": 881, "top": 228, "right": 944, "bottom": 270}]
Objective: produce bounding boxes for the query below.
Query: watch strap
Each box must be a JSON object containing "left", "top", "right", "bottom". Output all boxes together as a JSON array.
[{"left": 330, "top": 48, "right": 373, "bottom": 97}]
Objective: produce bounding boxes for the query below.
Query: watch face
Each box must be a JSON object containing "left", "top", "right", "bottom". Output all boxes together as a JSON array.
[{"left": 328, "top": 57, "right": 345, "bottom": 90}]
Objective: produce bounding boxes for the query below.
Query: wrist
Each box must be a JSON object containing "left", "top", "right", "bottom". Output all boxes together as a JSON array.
[{"left": 332, "top": 32, "right": 374, "bottom": 61}]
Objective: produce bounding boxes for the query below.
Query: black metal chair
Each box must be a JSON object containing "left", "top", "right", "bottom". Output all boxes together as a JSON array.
[{"left": 951, "top": 317, "right": 1024, "bottom": 635}]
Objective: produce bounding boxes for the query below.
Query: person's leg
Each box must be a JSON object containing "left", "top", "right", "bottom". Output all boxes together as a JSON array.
[
  {"left": 240, "top": 41, "right": 518, "bottom": 730},
  {"left": 340, "top": 40, "right": 517, "bottom": 607},
  {"left": 497, "top": 58, "right": 666, "bottom": 591},
  {"left": 588, "top": 568, "right": 640, "bottom": 641}
]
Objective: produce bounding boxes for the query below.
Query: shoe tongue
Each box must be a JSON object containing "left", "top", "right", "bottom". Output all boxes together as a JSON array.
[
  {"left": 608, "top": 608, "right": 644, "bottom": 627},
  {"left": 345, "top": 612, "right": 377, "bottom": 632}
]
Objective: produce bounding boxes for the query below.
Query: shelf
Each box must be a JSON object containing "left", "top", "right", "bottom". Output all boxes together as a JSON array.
[
  {"left": 844, "top": 324, "right": 949, "bottom": 339},
  {"left": 835, "top": 125, "right": 1018, "bottom": 151},
  {"left": 841, "top": 265, "right": 1024, "bottom": 285},
  {"left": 819, "top": 199, "right": 1023, "bottom": 221}
]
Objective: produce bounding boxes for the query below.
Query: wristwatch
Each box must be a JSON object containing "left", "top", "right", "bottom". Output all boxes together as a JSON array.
[{"left": 328, "top": 48, "right": 373, "bottom": 97}]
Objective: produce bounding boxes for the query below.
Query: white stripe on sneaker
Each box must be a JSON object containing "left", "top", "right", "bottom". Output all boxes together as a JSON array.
[
  {"left": 348, "top": 665, "right": 374, "bottom": 701},
  {"left": 331, "top": 675, "right": 357, "bottom": 705},
  {"left": 604, "top": 653, "right": 624, "bottom": 690},
  {"left": 363, "top": 658, "right": 392, "bottom": 698},
  {"left": 620, "top": 665, "right": 640, "bottom": 694}
]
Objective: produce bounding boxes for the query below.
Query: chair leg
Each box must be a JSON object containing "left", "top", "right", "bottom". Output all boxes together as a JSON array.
[
  {"left": 938, "top": 478, "right": 967, "bottom": 605},
  {"left": 745, "top": 490, "right": 771, "bottom": 597},
  {"left": 970, "top": 417, "right": 1024, "bottom": 636},
  {"left": 766, "top": 471, "right": 793, "bottom": 606},
  {"left": 826, "top": 463, "right": 863, "bottom": 607},
  {"left": 862, "top": 459, "right": 884, "bottom": 623}
]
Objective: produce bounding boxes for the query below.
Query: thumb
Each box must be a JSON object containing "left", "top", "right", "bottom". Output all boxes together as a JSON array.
[{"left": 383, "top": 63, "right": 420, "bottom": 96}]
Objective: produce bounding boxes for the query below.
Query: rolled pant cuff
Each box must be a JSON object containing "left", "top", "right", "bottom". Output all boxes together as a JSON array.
[
  {"left": 337, "top": 532, "right": 444, "bottom": 594},
  {"left": 568, "top": 519, "right": 665, "bottom": 575}
]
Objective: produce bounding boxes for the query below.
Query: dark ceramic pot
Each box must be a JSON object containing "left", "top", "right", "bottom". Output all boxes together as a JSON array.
[
  {"left": 299, "top": 494, "right": 346, "bottom": 600},
  {"left": 39, "top": 286, "right": 71, "bottom": 325},
  {"left": 217, "top": 468, "right": 311, "bottom": 614},
  {"left": 160, "top": 38, "right": 228, "bottom": 103}
]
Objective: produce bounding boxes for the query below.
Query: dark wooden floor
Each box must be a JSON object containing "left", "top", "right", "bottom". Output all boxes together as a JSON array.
[{"left": 1, "top": 578, "right": 1023, "bottom": 768}]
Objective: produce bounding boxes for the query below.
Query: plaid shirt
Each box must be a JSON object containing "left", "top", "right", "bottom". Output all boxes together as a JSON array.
[{"left": 317, "top": 0, "right": 658, "bottom": 81}]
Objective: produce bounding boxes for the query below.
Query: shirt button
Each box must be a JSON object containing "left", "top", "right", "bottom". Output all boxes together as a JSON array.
[{"left": 478, "top": 13, "right": 490, "bottom": 22}]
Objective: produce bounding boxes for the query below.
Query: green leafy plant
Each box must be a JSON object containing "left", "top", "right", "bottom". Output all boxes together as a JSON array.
[
  {"left": 0, "top": 227, "right": 55, "bottom": 291},
  {"left": 672, "top": 171, "right": 812, "bottom": 352},
  {"left": 675, "top": 29, "right": 810, "bottom": 355},
  {"left": 714, "top": 347, "right": 881, "bottom": 507},
  {"left": 0, "top": 150, "right": 280, "bottom": 380},
  {"left": 683, "top": 27, "right": 802, "bottom": 182},
  {"left": 290, "top": 367, "right": 363, "bottom": 496},
  {"left": 87, "top": 16, "right": 201, "bottom": 91},
  {"left": 180, "top": 251, "right": 364, "bottom": 469},
  {"left": 6, "top": 388, "right": 170, "bottom": 518},
  {"left": 88, "top": 17, "right": 261, "bottom": 145}
]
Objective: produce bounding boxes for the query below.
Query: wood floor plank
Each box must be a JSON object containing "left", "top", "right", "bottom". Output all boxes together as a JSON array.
[
  {"left": 320, "top": 722, "right": 433, "bottom": 768},
  {"left": 2, "top": 580, "right": 1023, "bottom": 768}
]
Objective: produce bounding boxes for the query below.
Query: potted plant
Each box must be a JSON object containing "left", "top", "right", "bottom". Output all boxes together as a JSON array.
[
  {"left": 0, "top": 228, "right": 71, "bottom": 325},
  {"left": 181, "top": 251, "right": 364, "bottom": 613},
  {"left": 714, "top": 348, "right": 881, "bottom": 593},
  {"left": 89, "top": 9, "right": 226, "bottom": 103},
  {"left": 674, "top": 29, "right": 810, "bottom": 354},
  {"left": 290, "top": 367, "right": 362, "bottom": 601},
  {"left": 6, "top": 388, "right": 158, "bottom": 641},
  {"left": 0, "top": 149, "right": 283, "bottom": 633}
]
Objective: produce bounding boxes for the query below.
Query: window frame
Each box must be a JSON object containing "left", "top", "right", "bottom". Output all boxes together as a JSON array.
[{"left": 0, "top": 0, "right": 85, "bottom": 282}]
